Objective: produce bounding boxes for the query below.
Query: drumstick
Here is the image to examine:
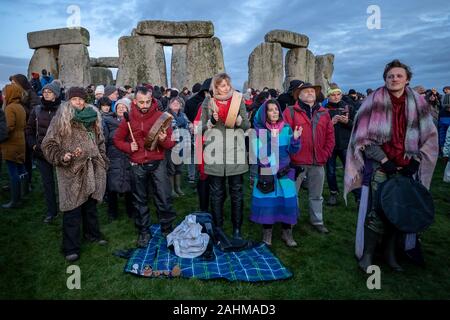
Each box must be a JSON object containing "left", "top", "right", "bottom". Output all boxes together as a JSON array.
[{"left": 123, "top": 112, "right": 136, "bottom": 143}]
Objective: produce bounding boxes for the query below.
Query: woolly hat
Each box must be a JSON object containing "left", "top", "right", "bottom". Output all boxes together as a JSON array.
[
  {"left": 67, "top": 87, "right": 87, "bottom": 100},
  {"left": 104, "top": 85, "right": 117, "bottom": 97},
  {"left": 42, "top": 81, "right": 61, "bottom": 98},
  {"left": 115, "top": 98, "right": 132, "bottom": 111},
  {"left": 95, "top": 85, "right": 105, "bottom": 94}
]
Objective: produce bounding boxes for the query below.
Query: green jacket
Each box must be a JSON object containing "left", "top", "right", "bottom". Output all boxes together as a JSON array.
[{"left": 201, "top": 95, "right": 250, "bottom": 177}]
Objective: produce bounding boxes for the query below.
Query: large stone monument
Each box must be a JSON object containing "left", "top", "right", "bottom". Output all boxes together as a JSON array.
[
  {"left": 248, "top": 29, "right": 335, "bottom": 94},
  {"left": 116, "top": 20, "right": 225, "bottom": 89},
  {"left": 27, "top": 27, "right": 91, "bottom": 87}
]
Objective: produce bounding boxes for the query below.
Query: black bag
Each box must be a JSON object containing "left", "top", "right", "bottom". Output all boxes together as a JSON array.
[
  {"left": 191, "top": 212, "right": 215, "bottom": 260},
  {"left": 192, "top": 211, "right": 256, "bottom": 253},
  {"left": 376, "top": 175, "right": 435, "bottom": 233},
  {"left": 256, "top": 173, "right": 275, "bottom": 194}
]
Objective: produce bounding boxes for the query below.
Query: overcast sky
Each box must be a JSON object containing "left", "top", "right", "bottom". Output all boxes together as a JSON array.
[{"left": 0, "top": 0, "right": 449, "bottom": 93}]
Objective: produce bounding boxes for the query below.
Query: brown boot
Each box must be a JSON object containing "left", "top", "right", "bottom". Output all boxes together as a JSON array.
[
  {"left": 281, "top": 228, "right": 298, "bottom": 247},
  {"left": 262, "top": 228, "right": 272, "bottom": 246}
]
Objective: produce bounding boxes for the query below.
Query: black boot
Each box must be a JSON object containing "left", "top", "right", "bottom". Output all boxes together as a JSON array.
[
  {"left": 2, "top": 180, "right": 21, "bottom": 209},
  {"left": 229, "top": 175, "right": 244, "bottom": 240},
  {"left": 209, "top": 176, "right": 225, "bottom": 230},
  {"left": 358, "top": 227, "right": 380, "bottom": 272},
  {"left": 197, "top": 179, "right": 210, "bottom": 212},
  {"left": 384, "top": 230, "right": 404, "bottom": 272}
]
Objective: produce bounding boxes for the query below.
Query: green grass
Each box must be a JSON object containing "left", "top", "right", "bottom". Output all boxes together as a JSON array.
[{"left": 1, "top": 160, "right": 450, "bottom": 300}]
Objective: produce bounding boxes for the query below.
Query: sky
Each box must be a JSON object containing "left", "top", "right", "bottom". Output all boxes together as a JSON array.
[{"left": 0, "top": 0, "right": 449, "bottom": 93}]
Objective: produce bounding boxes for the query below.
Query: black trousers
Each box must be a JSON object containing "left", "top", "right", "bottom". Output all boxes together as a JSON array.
[
  {"left": 208, "top": 174, "right": 244, "bottom": 230},
  {"left": 36, "top": 157, "right": 58, "bottom": 217},
  {"left": 197, "top": 178, "right": 210, "bottom": 212},
  {"left": 130, "top": 160, "right": 176, "bottom": 235},
  {"left": 62, "top": 197, "right": 101, "bottom": 255},
  {"left": 107, "top": 191, "right": 133, "bottom": 219}
]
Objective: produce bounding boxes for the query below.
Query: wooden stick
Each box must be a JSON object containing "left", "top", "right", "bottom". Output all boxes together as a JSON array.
[{"left": 127, "top": 122, "right": 136, "bottom": 144}]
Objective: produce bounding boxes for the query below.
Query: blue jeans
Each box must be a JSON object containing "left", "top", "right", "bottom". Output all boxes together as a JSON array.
[
  {"left": 6, "top": 160, "right": 26, "bottom": 185},
  {"left": 326, "top": 149, "right": 347, "bottom": 193}
]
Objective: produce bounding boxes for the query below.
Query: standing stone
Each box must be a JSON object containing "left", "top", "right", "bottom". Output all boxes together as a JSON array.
[
  {"left": 28, "top": 47, "right": 59, "bottom": 79},
  {"left": 315, "top": 54, "right": 335, "bottom": 95},
  {"left": 171, "top": 45, "right": 188, "bottom": 90},
  {"left": 248, "top": 42, "right": 283, "bottom": 91},
  {"left": 243, "top": 81, "right": 249, "bottom": 92},
  {"left": 90, "top": 67, "right": 114, "bottom": 86},
  {"left": 116, "top": 35, "right": 167, "bottom": 88},
  {"left": 171, "top": 37, "right": 225, "bottom": 90},
  {"left": 58, "top": 44, "right": 91, "bottom": 88},
  {"left": 27, "top": 27, "right": 90, "bottom": 49},
  {"left": 90, "top": 57, "right": 119, "bottom": 68},
  {"left": 285, "top": 48, "right": 315, "bottom": 87},
  {"left": 136, "top": 20, "right": 214, "bottom": 38},
  {"left": 264, "top": 30, "right": 309, "bottom": 49}
]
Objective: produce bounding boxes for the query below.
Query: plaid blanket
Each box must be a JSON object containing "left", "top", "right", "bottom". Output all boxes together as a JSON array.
[{"left": 124, "top": 225, "right": 293, "bottom": 282}]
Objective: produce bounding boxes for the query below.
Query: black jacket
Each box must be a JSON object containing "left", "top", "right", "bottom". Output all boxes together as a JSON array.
[
  {"left": 185, "top": 91, "right": 206, "bottom": 122},
  {"left": 0, "top": 107, "right": 7, "bottom": 143},
  {"left": 277, "top": 93, "right": 295, "bottom": 113},
  {"left": 326, "top": 100, "right": 355, "bottom": 150},
  {"left": 25, "top": 98, "right": 60, "bottom": 159},
  {"left": 103, "top": 113, "right": 131, "bottom": 193}
]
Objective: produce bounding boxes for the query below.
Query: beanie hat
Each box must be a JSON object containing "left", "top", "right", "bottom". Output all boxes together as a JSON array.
[
  {"left": 104, "top": 85, "right": 117, "bottom": 97},
  {"left": 348, "top": 89, "right": 357, "bottom": 95},
  {"left": 115, "top": 98, "right": 131, "bottom": 111},
  {"left": 95, "top": 85, "right": 105, "bottom": 94},
  {"left": 42, "top": 81, "right": 61, "bottom": 98},
  {"left": 67, "top": 87, "right": 87, "bottom": 100}
]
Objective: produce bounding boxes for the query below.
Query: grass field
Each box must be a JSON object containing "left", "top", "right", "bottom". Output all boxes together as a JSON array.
[{"left": 1, "top": 159, "right": 449, "bottom": 300}]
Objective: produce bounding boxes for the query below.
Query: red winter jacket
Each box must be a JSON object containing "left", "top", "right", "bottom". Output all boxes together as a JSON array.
[
  {"left": 113, "top": 99, "right": 175, "bottom": 164},
  {"left": 283, "top": 101, "right": 335, "bottom": 166}
]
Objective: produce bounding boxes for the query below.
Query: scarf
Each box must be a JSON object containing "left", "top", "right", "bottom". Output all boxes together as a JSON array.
[
  {"left": 213, "top": 89, "right": 234, "bottom": 102},
  {"left": 41, "top": 97, "right": 61, "bottom": 109},
  {"left": 266, "top": 120, "right": 285, "bottom": 132},
  {"left": 73, "top": 106, "right": 98, "bottom": 140},
  {"left": 344, "top": 86, "right": 438, "bottom": 201}
]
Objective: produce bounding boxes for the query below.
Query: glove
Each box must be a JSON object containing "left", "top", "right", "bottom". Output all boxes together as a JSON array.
[
  {"left": 380, "top": 160, "right": 397, "bottom": 175},
  {"left": 400, "top": 159, "right": 420, "bottom": 177}
]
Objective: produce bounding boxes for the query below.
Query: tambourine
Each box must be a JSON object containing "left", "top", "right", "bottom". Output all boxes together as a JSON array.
[{"left": 144, "top": 112, "right": 173, "bottom": 151}]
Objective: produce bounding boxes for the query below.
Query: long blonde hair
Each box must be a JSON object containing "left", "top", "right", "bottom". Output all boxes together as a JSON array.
[{"left": 56, "top": 101, "right": 102, "bottom": 137}]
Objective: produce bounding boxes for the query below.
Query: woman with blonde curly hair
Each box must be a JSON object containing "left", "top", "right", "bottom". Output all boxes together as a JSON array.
[{"left": 42, "top": 87, "right": 109, "bottom": 262}]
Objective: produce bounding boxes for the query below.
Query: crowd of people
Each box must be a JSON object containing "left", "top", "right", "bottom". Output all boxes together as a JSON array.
[{"left": 0, "top": 61, "right": 447, "bottom": 273}]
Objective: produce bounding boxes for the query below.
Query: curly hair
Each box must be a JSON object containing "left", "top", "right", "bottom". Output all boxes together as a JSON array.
[{"left": 56, "top": 101, "right": 102, "bottom": 137}]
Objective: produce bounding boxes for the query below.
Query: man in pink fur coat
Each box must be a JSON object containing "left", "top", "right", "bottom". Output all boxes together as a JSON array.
[{"left": 344, "top": 60, "right": 438, "bottom": 273}]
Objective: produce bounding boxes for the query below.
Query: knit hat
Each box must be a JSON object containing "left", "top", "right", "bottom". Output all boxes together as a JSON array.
[
  {"left": 104, "top": 85, "right": 117, "bottom": 97},
  {"left": 169, "top": 96, "right": 185, "bottom": 109},
  {"left": 348, "top": 89, "right": 357, "bottom": 95},
  {"left": 95, "top": 85, "right": 105, "bottom": 94},
  {"left": 42, "top": 81, "right": 61, "bottom": 98},
  {"left": 67, "top": 87, "right": 87, "bottom": 100},
  {"left": 115, "top": 98, "right": 131, "bottom": 111},
  {"left": 327, "top": 87, "right": 342, "bottom": 96}
]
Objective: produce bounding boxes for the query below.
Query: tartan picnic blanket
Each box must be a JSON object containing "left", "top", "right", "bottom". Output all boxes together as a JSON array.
[{"left": 124, "top": 225, "right": 293, "bottom": 282}]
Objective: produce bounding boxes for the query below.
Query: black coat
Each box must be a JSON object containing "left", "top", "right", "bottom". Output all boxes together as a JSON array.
[
  {"left": 326, "top": 100, "right": 355, "bottom": 150},
  {"left": 25, "top": 98, "right": 60, "bottom": 159},
  {"left": 277, "top": 93, "right": 295, "bottom": 113},
  {"left": 185, "top": 91, "right": 206, "bottom": 122},
  {"left": 102, "top": 113, "right": 131, "bottom": 193},
  {"left": 0, "top": 107, "right": 7, "bottom": 143}
]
